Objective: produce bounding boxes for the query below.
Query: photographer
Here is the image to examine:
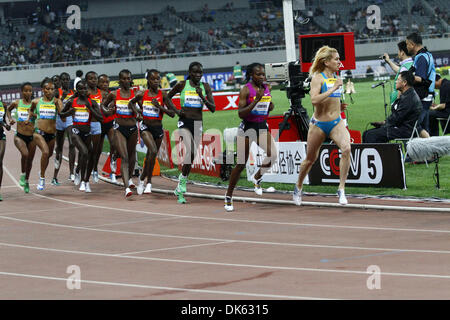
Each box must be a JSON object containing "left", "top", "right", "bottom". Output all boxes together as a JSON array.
[
  {"left": 382, "top": 40, "right": 414, "bottom": 104},
  {"left": 363, "top": 70, "right": 421, "bottom": 143},
  {"left": 406, "top": 32, "right": 436, "bottom": 138}
]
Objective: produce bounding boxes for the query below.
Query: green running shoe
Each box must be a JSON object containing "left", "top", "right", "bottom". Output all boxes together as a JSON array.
[
  {"left": 51, "top": 178, "right": 60, "bottom": 186},
  {"left": 19, "top": 174, "right": 26, "bottom": 187},
  {"left": 24, "top": 182, "right": 30, "bottom": 194},
  {"left": 178, "top": 174, "right": 187, "bottom": 193},
  {"left": 174, "top": 188, "right": 186, "bottom": 204},
  {"left": 0, "top": 194, "right": 2, "bottom": 201}
]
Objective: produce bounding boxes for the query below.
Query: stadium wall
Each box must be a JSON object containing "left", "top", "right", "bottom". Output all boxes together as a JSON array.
[{"left": 0, "top": 37, "right": 448, "bottom": 87}]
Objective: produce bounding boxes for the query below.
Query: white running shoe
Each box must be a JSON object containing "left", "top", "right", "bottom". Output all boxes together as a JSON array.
[
  {"left": 224, "top": 196, "right": 234, "bottom": 212},
  {"left": 37, "top": 177, "right": 45, "bottom": 191},
  {"left": 293, "top": 185, "right": 302, "bottom": 206},
  {"left": 337, "top": 189, "right": 348, "bottom": 205},
  {"left": 54, "top": 157, "right": 60, "bottom": 170},
  {"left": 92, "top": 171, "right": 99, "bottom": 183},
  {"left": 110, "top": 173, "right": 117, "bottom": 183},
  {"left": 69, "top": 174, "right": 75, "bottom": 182},
  {"left": 137, "top": 180, "right": 145, "bottom": 195},
  {"left": 110, "top": 158, "right": 117, "bottom": 173},
  {"left": 128, "top": 178, "right": 136, "bottom": 189},
  {"left": 251, "top": 175, "right": 263, "bottom": 196},
  {"left": 74, "top": 172, "right": 81, "bottom": 186},
  {"left": 79, "top": 181, "right": 86, "bottom": 191},
  {"left": 144, "top": 183, "right": 152, "bottom": 194},
  {"left": 125, "top": 187, "right": 133, "bottom": 198},
  {"left": 85, "top": 182, "right": 91, "bottom": 193}
]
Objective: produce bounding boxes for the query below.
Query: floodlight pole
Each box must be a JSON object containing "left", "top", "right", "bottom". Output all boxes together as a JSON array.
[{"left": 283, "top": 0, "right": 296, "bottom": 62}]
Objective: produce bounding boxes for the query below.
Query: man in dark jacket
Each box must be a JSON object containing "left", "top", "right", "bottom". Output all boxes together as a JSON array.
[
  {"left": 429, "top": 74, "right": 450, "bottom": 136},
  {"left": 363, "top": 71, "right": 422, "bottom": 143}
]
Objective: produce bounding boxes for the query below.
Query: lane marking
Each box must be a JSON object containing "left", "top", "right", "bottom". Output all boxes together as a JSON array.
[
  {"left": 0, "top": 215, "right": 450, "bottom": 254},
  {"left": 0, "top": 271, "right": 332, "bottom": 300},
  {"left": 0, "top": 241, "right": 449, "bottom": 279},
  {"left": 116, "top": 241, "right": 234, "bottom": 256}
]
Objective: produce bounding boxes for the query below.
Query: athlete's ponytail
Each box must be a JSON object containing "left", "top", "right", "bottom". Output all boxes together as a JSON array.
[{"left": 309, "top": 46, "right": 338, "bottom": 75}]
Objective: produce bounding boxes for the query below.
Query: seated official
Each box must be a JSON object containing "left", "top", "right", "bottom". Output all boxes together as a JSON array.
[
  {"left": 363, "top": 71, "right": 422, "bottom": 143},
  {"left": 429, "top": 74, "right": 450, "bottom": 136}
]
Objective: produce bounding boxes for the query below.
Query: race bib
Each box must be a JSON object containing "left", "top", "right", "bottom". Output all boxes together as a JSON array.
[
  {"left": 17, "top": 107, "right": 29, "bottom": 122},
  {"left": 74, "top": 107, "right": 89, "bottom": 123},
  {"left": 142, "top": 101, "right": 160, "bottom": 118},
  {"left": 251, "top": 95, "right": 271, "bottom": 115},
  {"left": 0, "top": 106, "right": 4, "bottom": 120},
  {"left": 116, "top": 100, "right": 133, "bottom": 116},
  {"left": 184, "top": 91, "right": 203, "bottom": 108},
  {"left": 39, "top": 104, "right": 56, "bottom": 120}
]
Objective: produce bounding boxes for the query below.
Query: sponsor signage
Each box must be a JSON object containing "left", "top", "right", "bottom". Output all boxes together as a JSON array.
[
  {"left": 309, "top": 143, "right": 406, "bottom": 188},
  {"left": 171, "top": 91, "right": 240, "bottom": 112}
]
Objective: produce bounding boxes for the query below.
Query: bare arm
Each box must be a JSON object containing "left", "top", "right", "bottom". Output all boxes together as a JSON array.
[
  {"left": 198, "top": 82, "right": 215, "bottom": 112},
  {"left": 87, "top": 100, "right": 104, "bottom": 121},
  {"left": 100, "top": 91, "right": 117, "bottom": 116},
  {"left": 310, "top": 74, "right": 342, "bottom": 106},
  {"left": 128, "top": 90, "right": 144, "bottom": 116},
  {"left": 6, "top": 100, "right": 18, "bottom": 125},
  {"left": 238, "top": 86, "right": 264, "bottom": 119}
]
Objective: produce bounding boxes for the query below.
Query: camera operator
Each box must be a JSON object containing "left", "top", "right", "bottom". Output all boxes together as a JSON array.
[
  {"left": 363, "top": 70, "right": 421, "bottom": 143},
  {"left": 382, "top": 40, "right": 414, "bottom": 104},
  {"left": 406, "top": 32, "right": 436, "bottom": 138}
]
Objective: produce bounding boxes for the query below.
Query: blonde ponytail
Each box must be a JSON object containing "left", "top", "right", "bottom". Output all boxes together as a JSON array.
[{"left": 309, "top": 46, "right": 338, "bottom": 75}]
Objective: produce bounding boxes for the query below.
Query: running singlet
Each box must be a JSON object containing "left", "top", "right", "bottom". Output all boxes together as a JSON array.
[
  {"left": 115, "top": 89, "right": 135, "bottom": 119},
  {"left": 36, "top": 98, "right": 57, "bottom": 120},
  {"left": 58, "top": 88, "right": 74, "bottom": 103},
  {"left": 320, "top": 73, "right": 342, "bottom": 98},
  {"left": 244, "top": 82, "right": 272, "bottom": 123},
  {"left": 72, "top": 98, "right": 92, "bottom": 126},
  {"left": 142, "top": 90, "right": 164, "bottom": 121},
  {"left": 180, "top": 81, "right": 205, "bottom": 108},
  {"left": 15, "top": 100, "right": 34, "bottom": 122}
]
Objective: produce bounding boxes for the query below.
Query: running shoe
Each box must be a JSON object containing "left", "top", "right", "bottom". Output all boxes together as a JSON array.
[
  {"left": 125, "top": 187, "right": 133, "bottom": 198},
  {"left": 110, "top": 157, "right": 117, "bottom": 173},
  {"left": 24, "top": 182, "right": 30, "bottom": 194},
  {"left": 251, "top": 174, "right": 263, "bottom": 196},
  {"left": 174, "top": 188, "right": 186, "bottom": 203},
  {"left": 37, "top": 177, "right": 45, "bottom": 191},
  {"left": 224, "top": 196, "right": 234, "bottom": 212},
  {"left": 54, "top": 157, "right": 60, "bottom": 170},
  {"left": 74, "top": 172, "right": 81, "bottom": 186},
  {"left": 69, "top": 174, "right": 75, "bottom": 182},
  {"left": 0, "top": 194, "right": 2, "bottom": 201},
  {"left": 177, "top": 174, "right": 187, "bottom": 193},
  {"left": 92, "top": 171, "right": 99, "bottom": 183},
  {"left": 144, "top": 183, "right": 152, "bottom": 194},
  {"left": 19, "top": 173, "right": 26, "bottom": 187},
  {"left": 337, "top": 189, "right": 348, "bottom": 205},
  {"left": 110, "top": 173, "right": 117, "bottom": 183},
  {"left": 85, "top": 182, "right": 91, "bottom": 193},
  {"left": 137, "top": 180, "right": 145, "bottom": 195},
  {"left": 51, "top": 178, "right": 60, "bottom": 186},
  {"left": 79, "top": 181, "right": 86, "bottom": 191},
  {"left": 128, "top": 178, "right": 136, "bottom": 189},
  {"left": 293, "top": 184, "right": 302, "bottom": 206}
]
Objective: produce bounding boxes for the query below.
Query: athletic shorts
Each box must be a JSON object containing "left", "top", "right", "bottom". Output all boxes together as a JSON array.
[
  {"left": 0, "top": 127, "right": 5, "bottom": 141},
  {"left": 140, "top": 122, "right": 164, "bottom": 140},
  {"left": 114, "top": 123, "right": 138, "bottom": 140},
  {"left": 238, "top": 120, "right": 268, "bottom": 139},
  {"left": 37, "top": 129, "right": 55, "bottom": 143},
  {"left": 90, "top": 121, "right": 101, "bottom": 135},
  {"left": 101, "top": 121, "right": 114, "bottom": 137},
  {"left": 310, "top": 116, "right": 341, "bottom": 138},
  {"left": 72, "top": 127, "right": 90, "bottom": 143},
  {"left": 16, "top": 132, "right": 33, "bottom": 146},
  {"left": 56, "top": 115, "right": 73, "bottom": 131},
  {"left": 177, "top": 117, "right": 202, "bottom": 140}
]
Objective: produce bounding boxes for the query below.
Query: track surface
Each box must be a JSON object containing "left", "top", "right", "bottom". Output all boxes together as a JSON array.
[{"left": 1, "top": 130, "right": 449, "bottom": 299}]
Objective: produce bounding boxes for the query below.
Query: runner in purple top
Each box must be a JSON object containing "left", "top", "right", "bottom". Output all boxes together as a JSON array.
[{"left": 224, "top": 63, "right": 277, "bottom": 212}]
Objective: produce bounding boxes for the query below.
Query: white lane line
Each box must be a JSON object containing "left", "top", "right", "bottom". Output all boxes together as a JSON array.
[
  {"left": 0, "top": 206, "right": 85, "bottom": 217},
  {"left": 0, "top": 215, "right": 449, "bottom": 255},
  {"left": 116, "top": 241, "right": 234, "bottom": 256},
  {"left": 0, "top": 271, "right": 332, "bottom": 300},
  {"left": 5, "top": 165, "right": 450, "bottom": 234},
  {"left": 83, "top": 216, "right": 182, "bottom": 228},
  {"left": 0, "top": 241, "right": 449, "bottom": 279}
]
